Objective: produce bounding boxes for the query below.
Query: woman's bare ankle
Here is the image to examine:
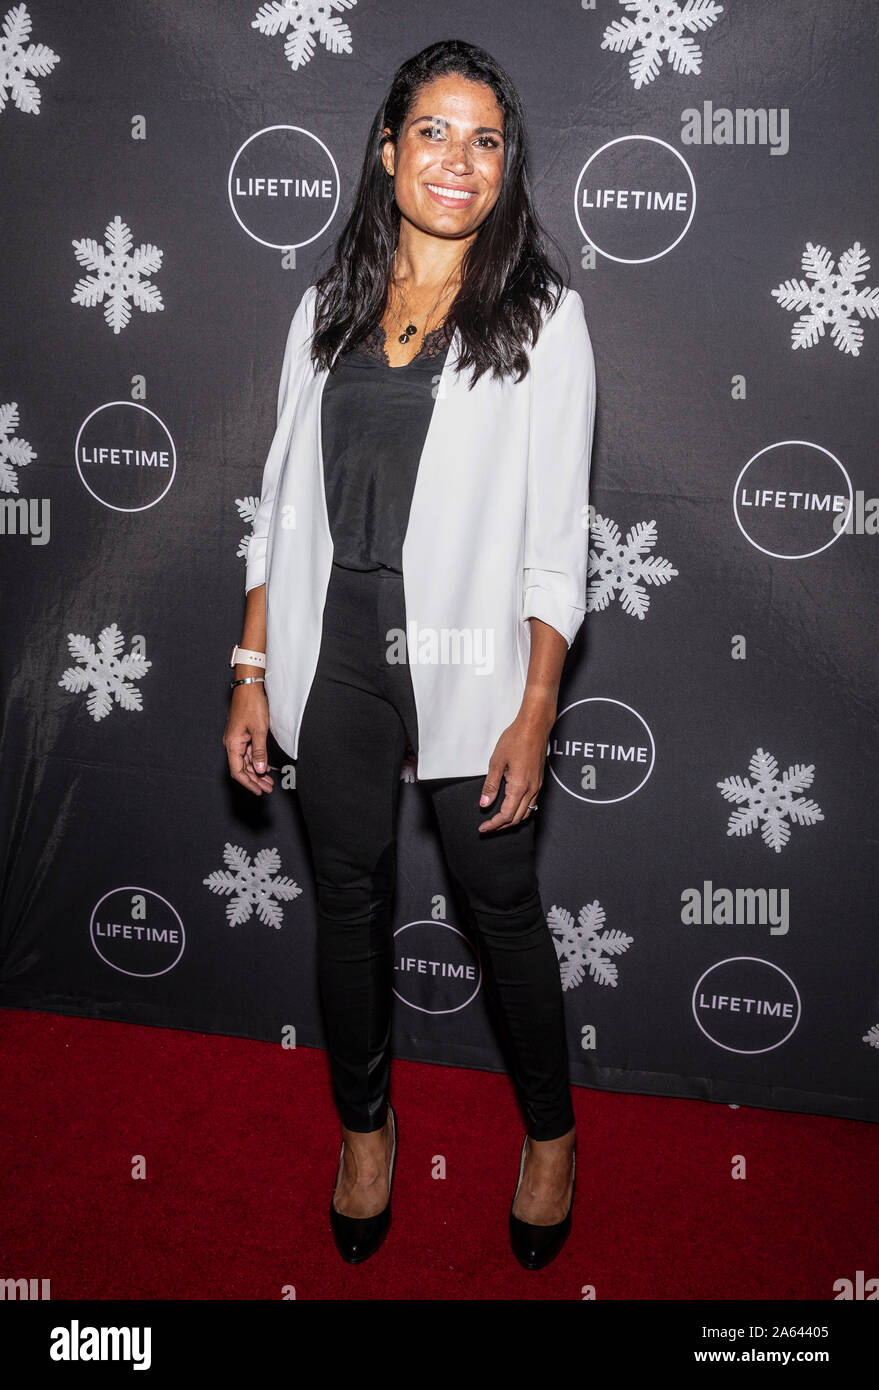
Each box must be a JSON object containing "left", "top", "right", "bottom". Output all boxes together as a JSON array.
[{"left": 333, "top": 1113, "right": 393, "bottom": 1217}]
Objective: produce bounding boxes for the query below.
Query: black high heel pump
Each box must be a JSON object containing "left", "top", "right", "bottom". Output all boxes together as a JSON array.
[
  {"left": 329, "top": 1104, "right": 397, "bottom": 1264},
  {"left": 509, "top": 1134, "right": 575, "bottom": 1270}
]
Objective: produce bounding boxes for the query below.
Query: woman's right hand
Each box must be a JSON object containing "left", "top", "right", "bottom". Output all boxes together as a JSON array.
[{"left": 223, "top": 685, "right": 274, "bottom": 795}]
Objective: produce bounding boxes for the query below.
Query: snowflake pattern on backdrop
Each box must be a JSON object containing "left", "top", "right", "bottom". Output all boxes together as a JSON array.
[
  {"left": 71, "top": 215, "right": 164, "bottom": 334},
  {"left": 203, "top": 844, "right": 303, "bottom": 928},
  {"left": 601, "top": 0, "right": 723, "bottom": 90},
  {"left": 548, "top": 901, "right": 634, "bottom": 990},
  {"left": 863, "top": 1023, "right": 879, "bottom": 1050},
  {"left": 252, "top": 0, "right": 356, "bottom": 72},
  {"left": 586, "top": 512, "right": 678, "bottom": 619},
  {"left": 771, "top": 241, "right": 878, "bottom": 357},
  {"left": 0, "top": 401, "right": 36, "bottom": 493},
  {"left": 236, "top": 495, "right": 259, "bottom": 560},
  {"left": 0, "top": 4, "right": 59, "bottom": 115},
  {"left": 58, "top": 623, "right": 151, "bottom": 722},
  {"left": 717, "top": 747, "right": 824, "bottom": 853}
]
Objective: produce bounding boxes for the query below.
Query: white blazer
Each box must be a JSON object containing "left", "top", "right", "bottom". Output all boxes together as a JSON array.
[{"left": 245, "top": 281, "right": 596, "bottom": 779}]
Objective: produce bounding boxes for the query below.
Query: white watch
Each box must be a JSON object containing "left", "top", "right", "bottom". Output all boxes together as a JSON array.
[{"left": 230, "top": 644, "right": 266, "bottom": 669}]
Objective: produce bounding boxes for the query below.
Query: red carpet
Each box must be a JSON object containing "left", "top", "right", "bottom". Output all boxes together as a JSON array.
[{"left": 1, "top": 1010, "right": 875, "bottom": 1300}]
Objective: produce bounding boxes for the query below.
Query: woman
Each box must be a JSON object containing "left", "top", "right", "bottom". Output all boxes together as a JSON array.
[{"left": 224, "top": 39, "right": 596, "bottom": 1271}]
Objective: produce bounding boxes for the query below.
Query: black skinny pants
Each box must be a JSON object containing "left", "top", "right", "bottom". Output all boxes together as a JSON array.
[{"left": 293, "top": 561, "right": 575, "bottom": 1142}]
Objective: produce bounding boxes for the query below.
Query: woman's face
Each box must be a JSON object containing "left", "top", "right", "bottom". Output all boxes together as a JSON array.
[{"left": 381, "top": 74, "right": 506, "bottom": 241}]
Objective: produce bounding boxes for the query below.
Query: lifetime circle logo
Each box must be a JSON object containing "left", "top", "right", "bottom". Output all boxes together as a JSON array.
[
  {"left": 90, "top": 887, "right": 185, "bottom": 978},
  {"left": 548, "top": 697, "right": 656, "bottom": 804},
  {"left": 733, "top": 440, "right": 853, "bottom": 559},
  {"left": 393, "top": 920, "right": 482, "bottom": 1015},
  {"left": 75, "top": 402, "right": 176, "bottom": 512},
  {"left": 574, "top": 135, "right": 696, "bottom": 263},
  {"left": 228, "top": 126, "right": 340, "bottom": 250},
  {"left": 692, "top": 957, "right": 801, "bottom": 1054}
]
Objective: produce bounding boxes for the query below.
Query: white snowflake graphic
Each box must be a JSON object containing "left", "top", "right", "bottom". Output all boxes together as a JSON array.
[
  {"left": 58, "top": 622, "right": 151, "bottom": 722},
  {"left": 601, "top": 0, "right": 723, "bottom": 90},
  {"left": 0, "top": 3, "right": 59, "bottom": 115},
  {"left": 863, "top": 1023, "right": 879, "bottom": 1050},
  {"left": 717, "top": 747, "right": 824, "bottom": 854},
  {"left": 0, "top": 401, "right": 36, "bottom": 493},
  {"left": 71, "top": 215, "right": 164, "bottom": 335},
  {"left": 203, "top": 844, "right": 303, "bottom": 928},
  {"left": 548, "top": 900, "right": 634, "bottom": 990},
  {"left": 586, "top": 512, "right": 678, "bottom": 619},
  {"left": 252, "top": 0, "right": 356, "bottom": 71},
  {"left": 771, "top": 241, "right": 879, "bottom": 357},
  {"left": 236, "top": 495, "right": 259, "bottom": 560}
]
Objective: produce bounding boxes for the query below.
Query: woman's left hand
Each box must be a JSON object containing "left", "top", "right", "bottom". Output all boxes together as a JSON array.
[{"left": 477, "top": 702, "right": 556, "bottom": 833}]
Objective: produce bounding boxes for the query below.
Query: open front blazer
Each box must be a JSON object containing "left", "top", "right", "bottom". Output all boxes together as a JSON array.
[{"left": 245, "top": 282, "right": 596, "bottom": 779}]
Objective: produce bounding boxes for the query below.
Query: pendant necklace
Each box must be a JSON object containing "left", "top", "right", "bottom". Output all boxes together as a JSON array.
[{"left": 390, "top": 248, "right": 460, "bottom": 345}]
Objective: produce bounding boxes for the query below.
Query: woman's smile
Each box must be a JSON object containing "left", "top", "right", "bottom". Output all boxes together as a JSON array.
[{"left": 424, "top": 180, "right": 478, "bottom": 206}]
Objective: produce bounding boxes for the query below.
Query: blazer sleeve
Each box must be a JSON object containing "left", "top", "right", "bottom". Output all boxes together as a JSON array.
[
  {"left": 244, "top": 285, "right": 316, "bottom": 595},
  {"left": 522, "top": 286, "right": 596, "bottom": 649},
  {"left": 522, "top": 286, "right": 598, "bottom": 650}
]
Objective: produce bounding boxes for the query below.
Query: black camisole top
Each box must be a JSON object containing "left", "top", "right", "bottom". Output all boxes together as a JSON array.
[{"left": 320, "top": 319, "right": 453, "bottom": 572}]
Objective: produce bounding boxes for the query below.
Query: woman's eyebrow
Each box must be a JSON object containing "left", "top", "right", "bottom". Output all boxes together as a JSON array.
[{"left": 408, "top": 113, "right": 504, "bottom": 137}]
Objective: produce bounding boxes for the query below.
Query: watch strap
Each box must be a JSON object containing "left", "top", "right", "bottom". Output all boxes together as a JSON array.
[{"left": 230, "top": 644, "right": 266, "bottom": 669}]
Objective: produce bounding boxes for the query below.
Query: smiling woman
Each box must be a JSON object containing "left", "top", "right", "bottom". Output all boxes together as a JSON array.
[
  {"left": 375, "top": 74, "right": 507, "bottom": 363},
  {"left": 374, "top": 74, "right": 505, "bottom": 363},
  {"left": 308, "top": 38, "right": 571, "bottom": 383},
  {"left": 224, "top": 38, "right": 596, "bottom": 1273}
]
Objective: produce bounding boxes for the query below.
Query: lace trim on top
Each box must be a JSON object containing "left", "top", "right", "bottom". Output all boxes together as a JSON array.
[{"left": 355, "top": 318, "right": 452, "bottom": 366}]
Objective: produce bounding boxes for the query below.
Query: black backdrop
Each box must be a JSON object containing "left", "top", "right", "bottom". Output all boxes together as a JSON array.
[{"left": 2, "top": 0, "right": 878, "bottom": 1124}]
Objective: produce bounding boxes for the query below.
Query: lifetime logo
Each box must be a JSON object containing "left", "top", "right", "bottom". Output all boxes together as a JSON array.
[
  {"left": 574, "top": 136, "right": 696, "bottom": 265},
  {"left": 79, "top": 445, "right": 171, "bottom": 468},
  {"left": 231, "top": 175, "right": 334, "bottom": 199},
  {"left": 695, "top": 993, "right": 794, "bottom": 1018},
  {"left": 392, "top": 920, "right": 481, "bottom": 1016},
  {"left": 395, "top": 956, "right": 477, "bottom": 980},
  {"left": 738, "top": 488, "right": 847, "bottom": 513},
  {"left": 227, "top": 127, "right": 340, "bottom": 253},
  {"left": 691, "top": 958, "right": 801, "bottom": 1054}
]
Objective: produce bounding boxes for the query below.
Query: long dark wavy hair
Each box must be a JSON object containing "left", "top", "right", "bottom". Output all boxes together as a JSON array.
[{"left": 309, "top": 38, "right": 570, "bottom": 388}]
